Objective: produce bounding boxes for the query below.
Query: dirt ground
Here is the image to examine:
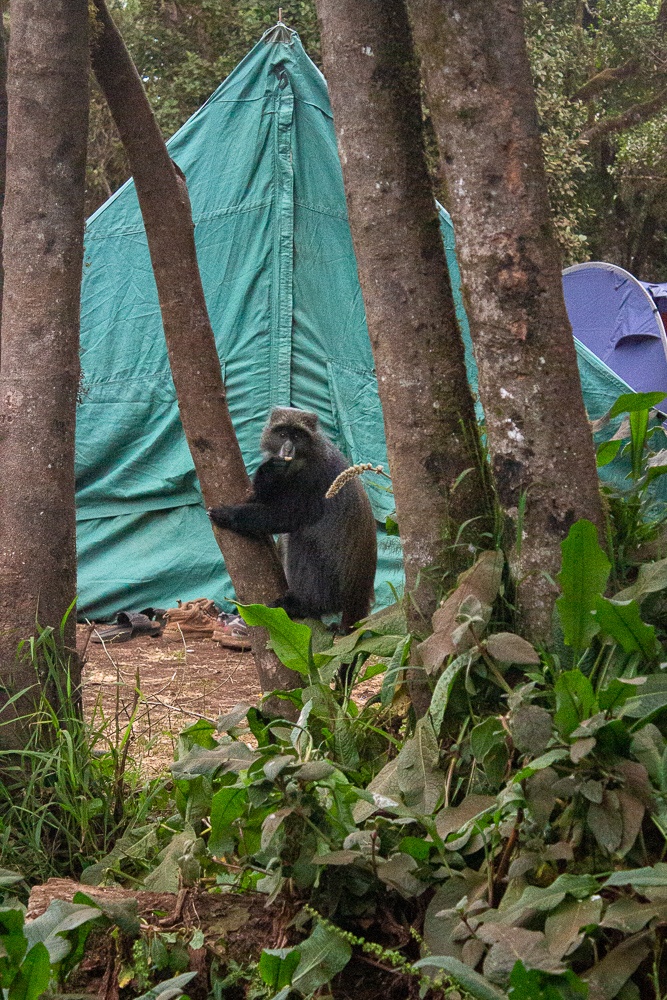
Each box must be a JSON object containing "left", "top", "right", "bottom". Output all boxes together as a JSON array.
[
  {"left": 78, "top": 625, "right": 261, "bottom": 774},
  {"left": 77, "top": 623, "right": 381, "bottom": 776}
]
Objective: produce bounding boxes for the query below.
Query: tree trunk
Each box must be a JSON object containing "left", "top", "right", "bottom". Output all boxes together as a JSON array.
[
  {"left": 316, "top": 0, "right": 491, "bottom": 672},
  {"left": 89, "top": 0, "right": 298, "bottom": 701},
  {"left": 0, "top": 7, "right": 8, "bottom": 353},
  {"left": 0, "top": 0, "right": 89, "bottom": 747},
  {"left": 408, "top": 0, "right": 606, "bottom": 641}
]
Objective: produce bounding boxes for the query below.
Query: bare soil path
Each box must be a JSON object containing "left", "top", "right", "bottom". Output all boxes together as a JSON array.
[{"left": 78, "top": 626, "right": 260, "bottom": 774}]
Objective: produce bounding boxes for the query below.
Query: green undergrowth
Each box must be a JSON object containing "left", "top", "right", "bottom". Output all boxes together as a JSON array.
[
  {"left": 0, "top": 624, "right": 169, "bottom": 885},
  {"left": 7, "top": 390, "right": 667, "bottom": 999}
]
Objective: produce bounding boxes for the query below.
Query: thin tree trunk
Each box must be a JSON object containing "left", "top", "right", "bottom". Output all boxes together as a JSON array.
[
  {"left": 89, "top": 0, "right": 298, "bottom": 700},
  {"left": 0, "top": 0, "right": 89, "bottom": 747},
  {"left": 408, "top": 0, "right": 606, "bottom": 641},
  {"left": 316, "top": 0, "right": 492, "bottom": 712},
  {"left": 0, "top": 6, "right": 8, "bottom": 356}
]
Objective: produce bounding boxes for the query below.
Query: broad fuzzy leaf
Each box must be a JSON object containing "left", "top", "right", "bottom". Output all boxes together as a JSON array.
[
  {"left": 556, "top": 520, "right": 610, "bottom": 654},
  {"left": 544, "top": 896, "right": 603, "bottom": 959},
  {"left": 290, "top": 921, "right": 351, "bottom": 996},
  {"left": 582, "top": 931, "right": 652, "bottom": 1000},
  {"left": 413, "top": 955, "right": 507, "bottom": 999},
  {"left": 485, "top": 632, "right": 540, "bottom": 665},
  {"left": 614, "top": 555, "right": 667, "bottom": 603}
]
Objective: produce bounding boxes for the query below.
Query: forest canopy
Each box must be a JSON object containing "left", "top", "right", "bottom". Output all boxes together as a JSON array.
[{"left": 89, "top": 0, "right": 667, "bottom": 280}]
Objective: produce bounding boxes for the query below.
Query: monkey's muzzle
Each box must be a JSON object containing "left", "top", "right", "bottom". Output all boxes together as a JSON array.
[{"left": 279, "top": 439, "right": 295, "bottom": 461}]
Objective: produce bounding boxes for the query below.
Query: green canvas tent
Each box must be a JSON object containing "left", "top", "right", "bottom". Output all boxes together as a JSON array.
[
  {"left": 77, "top": 24, "right": 404, "bottom": 620},
  {"left": 77, "top": 25, "right": 644, "bottom": 621}
]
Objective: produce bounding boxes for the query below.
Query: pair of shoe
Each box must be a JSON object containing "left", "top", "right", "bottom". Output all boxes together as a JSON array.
[
  {"left": 91, "top": 607, "right": 166, "bottom": 644},
  {"left": 161, "top": 598, "right": 219, "bottom": 642}
]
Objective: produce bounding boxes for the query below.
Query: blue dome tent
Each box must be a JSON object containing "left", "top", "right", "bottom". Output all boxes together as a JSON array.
[
  {"left": 562, "top": 261, "right": 667, "bottom": 411},
  {"left": 75, "top": 27, "right": 666, "bottom": 620}
]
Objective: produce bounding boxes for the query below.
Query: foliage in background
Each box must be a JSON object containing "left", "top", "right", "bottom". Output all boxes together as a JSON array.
[
  {"left": 86, "top": 0, "right": 320, "bottom": 213},
  {"left": 84, "top": 0, "right": 667, "bottom": 280},
  {"left": 525, "top": 0, "right": 667, "bottom": 274}
]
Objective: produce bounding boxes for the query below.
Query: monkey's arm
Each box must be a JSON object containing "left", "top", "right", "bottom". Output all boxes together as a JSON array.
[{"left": 208, "top": 498, "right": 325, "bottom": 537}]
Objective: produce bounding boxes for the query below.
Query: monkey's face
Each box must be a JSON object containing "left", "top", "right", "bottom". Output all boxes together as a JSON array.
[{"left": 263, "top": 423, "right": 313, "bottom": 469}]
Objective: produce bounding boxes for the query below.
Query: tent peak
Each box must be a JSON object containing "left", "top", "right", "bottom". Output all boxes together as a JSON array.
[{"left": 262, "top": 21, "right": 297, "bottom": 46}]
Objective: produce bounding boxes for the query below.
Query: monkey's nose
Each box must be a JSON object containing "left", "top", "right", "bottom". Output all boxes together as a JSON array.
[{"left": 279, "top": 439, "right": 295, "bottom": 461}]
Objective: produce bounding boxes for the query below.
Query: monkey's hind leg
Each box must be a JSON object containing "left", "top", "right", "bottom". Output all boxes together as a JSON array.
[{"left": 272, "top": 591, "right": 321, "bottom": 621}]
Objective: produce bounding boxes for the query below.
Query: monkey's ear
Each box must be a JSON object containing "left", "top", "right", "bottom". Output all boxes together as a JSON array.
[{"left": 301, "top": 410, "right": 319, "bottom": 431}]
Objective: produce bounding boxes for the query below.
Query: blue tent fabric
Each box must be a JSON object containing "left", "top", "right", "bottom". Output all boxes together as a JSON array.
[
  {"left": 562, "top": 262, "right": 667, "bottom": 407},
  {"left": 77, "top": 28, "right": 666, "bottom": 622}
]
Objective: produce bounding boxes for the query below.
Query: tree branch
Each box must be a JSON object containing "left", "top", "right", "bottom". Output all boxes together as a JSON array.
[
  {"left": 569, "top": 60, "right": 639, "bottom": 103},
  {"left": 580, "top": 87, "right": 667, "bottom": 142}
]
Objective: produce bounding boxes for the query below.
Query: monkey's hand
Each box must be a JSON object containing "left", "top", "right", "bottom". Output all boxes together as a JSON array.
[{"left": 207, "top": 505, "right": 238, "bottom": 531}]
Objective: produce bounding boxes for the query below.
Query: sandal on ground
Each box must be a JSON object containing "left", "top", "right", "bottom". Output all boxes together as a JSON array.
[
  {"left": 91, "top": 608, "right": 164, "bottom": 644},
  {"left": 212, "top": 614, "right": 252, "bottom": 650}
]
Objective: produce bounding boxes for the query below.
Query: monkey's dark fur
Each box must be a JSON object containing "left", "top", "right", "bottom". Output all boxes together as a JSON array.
[{"left": 208, "top": 407, "right": 377, "bottom": 631}]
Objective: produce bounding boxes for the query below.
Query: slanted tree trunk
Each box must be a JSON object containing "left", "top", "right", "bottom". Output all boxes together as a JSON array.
[
  {"left": 0, "top": 0, "right": 89, "bottom": 747},
  {"left": 316, "top": 0, "right": 492, "bottom": 713},
  {"left": 89, "top": 0, "right": 298, "bottom": 701},
  {"left": 408, "top": 0, "right": 606, "bottom": 641}
]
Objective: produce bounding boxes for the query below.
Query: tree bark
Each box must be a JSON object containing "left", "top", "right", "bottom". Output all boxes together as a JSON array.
[
  {"left": 0, "top": 7, "right": 8, "bottom": 355},
  {"left": 0, "top": 0, "right": 89, "bottom": 747},
  {"left": 408, "top": 0, "right": 606, "bottom": 641},
  {"left": 89, "top": 0, "right": 298, "bottom": 701},
  {"left": 316, "top": 0, "right": 492, "bottom": 654}
]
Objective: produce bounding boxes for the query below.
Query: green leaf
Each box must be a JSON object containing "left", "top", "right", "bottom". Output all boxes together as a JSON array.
[
  {"left": 471, "top": 717, "right": 506, "bottom": 762},
  {"left": 593, "top": 597, "right": 658, "bottom": 659},
  {"left": 0, "top": 906, "right": 28, "bottom": 987},
  {"left": 429, "top": 650, "right": 474, "bottom": 733},
  {"left": 171, "top": 741, "right": 258, "bottom": 779},
  {"left": 604, "top": 863, "right": 667, "bottom": 888},
  {"left": 554, "top": 671, "right": 596, "bottom": 738},
  {"left": 556, "top": 520, "right": 610, "bottom": 655},
  {"left": 596, "top": 438, "right": 622, "bottom": 468},
  {"left": 508, "top": 961, "right": 589, "bottom": 999},
  {"left": 514, "top": 748, "right": 569, "bottom": 783},
  {"left": 614, "top": 555, "right": 667, "bottom": 603},
  {"left": 381, "top": 635, "right": 411, "bottom": 708},
  {"left": 235, "top": 603, "right": 313, "bottom": 676},
  {"left": 209, "top": 787, "right": 247, "bottom": 856},
  {"left": 259, "top": 948, "right": 301, "bottom": 991},
  {"left": 0, "top": 872, "right": 23, "bottom": 891},
  {"left": 413, "top": 955, "right": 507, "bottom": 999},
  {"left": 133, "top": 971, "right": 198, "bottom": 1000},
  {"left": 620, "top": 674, "right": 667, "bottom": 719},
  {"left": 290, "top": 922, "right": 352, "bottom": 996},
  {"left": 8, "top": 944, "right": 50, "bottom": 1000},
  {"left": 23, "top": 900, "right": 101, "bottom": 965},
  {"left": 399, "top": 836, "right": 432, "bottom": 861},
  {"left": 609, "top": 391, "right": 666, "bottom": 418},
  {"left": 71, "top": 892, "right": 140, "bottom": 937},
  {"left": 629, "top": 407, "right": 650, "bottom": 479},
  {"left": 396, "top": 715, "right": 443, "bottom": 813}
]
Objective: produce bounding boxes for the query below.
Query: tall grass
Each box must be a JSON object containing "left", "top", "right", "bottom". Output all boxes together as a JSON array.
[{"left": 0, "top": 621, "right": 168, "bottom": 885}]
